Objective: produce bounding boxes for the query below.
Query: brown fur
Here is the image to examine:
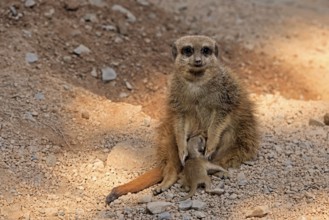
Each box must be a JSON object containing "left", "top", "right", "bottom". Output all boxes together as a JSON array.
[
  {"left": 105, "top": 35, "right": 259, "bottom": 204},
  {"left": 179, "top": 135, "right": 227, "bottom": 200}
]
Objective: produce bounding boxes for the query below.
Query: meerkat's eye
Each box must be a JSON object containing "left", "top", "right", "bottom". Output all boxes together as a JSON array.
[
  {"left": 201, "top": 47, "right": 212, "bottom": 56},
  {"left": 181, "top": 46, "right": 194, "bottom": 57}
]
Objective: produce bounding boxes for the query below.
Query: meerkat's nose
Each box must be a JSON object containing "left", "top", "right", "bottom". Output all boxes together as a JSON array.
[{"left": 194, "top": 55, "right": 202, "bottom": 66}]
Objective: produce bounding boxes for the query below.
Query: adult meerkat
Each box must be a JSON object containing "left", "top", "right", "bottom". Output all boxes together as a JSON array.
[
  {"left": 106, "top": 35, "right": 259, "bottom": 204},
  {"left": 179, "top": 135, "right": 227, "bottom": 201}
]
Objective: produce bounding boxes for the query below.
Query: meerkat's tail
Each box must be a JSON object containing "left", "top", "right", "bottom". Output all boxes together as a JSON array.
[
  {"left": 105, "top": 167, "right": 163, "bottom": 205},
  {"left": 181, "top": 184, "right": 197, "bottom": 201}
]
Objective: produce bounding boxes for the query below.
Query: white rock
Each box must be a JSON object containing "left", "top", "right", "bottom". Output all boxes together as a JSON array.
[
  {"left": 73, "top": 44, "right": 91, "bottom": 55},
  {"left": 146, "top": 201, "right": 172, "bottom": 214},
  {"left": 25, "top": 0, "right": 36, "bottom": 8},
  {"left": 25, "top": 53, "right": 38, "bottom": 63},
  {"left": 179, "top": 199, "right": 192, "bottom": 210}
]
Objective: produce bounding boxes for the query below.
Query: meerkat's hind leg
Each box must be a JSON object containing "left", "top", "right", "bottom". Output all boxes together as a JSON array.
[
  {"left": 153, "top": 164, "right": 178, "bottom": 195},
  {"left": 205, "top": 161, "right": 227, "bottom": 173}
]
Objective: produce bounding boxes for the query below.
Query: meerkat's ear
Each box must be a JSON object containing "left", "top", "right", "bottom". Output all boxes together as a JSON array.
[
  {"left": 214, "top": 43, "right": 219, "bottom": 57},
  {"left": 171, "top": 42, "right": 178, "bottom": 60}
]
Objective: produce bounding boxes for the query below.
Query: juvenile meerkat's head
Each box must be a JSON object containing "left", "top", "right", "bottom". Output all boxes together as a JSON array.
[{"left": 172, "top": 35, "right": 219, "bottom": 82}]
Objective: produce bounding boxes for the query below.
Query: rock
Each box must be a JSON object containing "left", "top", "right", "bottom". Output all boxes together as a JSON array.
[
  {"left": 158, "top": 212, "right": 171, "bottom": 220},
  {"left": 194, "top": 211, "right": 206, "bottom": 219},
  {"left": 44, "top": 8, "right": 55, "bottom": 18},
  {"left": 46, "top": 154, "right": 57, "bottom": 167},
  {"left": 64, "top": 0, "right": 80, "bottom": 11},
  {"left": 22, "top": 30, "right": 32, "bottom": 38},
  {"left": 245, "top": 205, "right": 269, "bottom": 218},
  {"left": 63, "top": 56, "right": 72, "bottom": 63},
  {"left": 114, "top": 37, "right": 123, "bottom": 43},
  {"left": 101, "top": 67, "right": 117, "bottom": 82},
  {"left": 191, "top": 200, "right": 206, "bottom": 210},
  {"left": 125, "top": 81, "right": 133, "bottom": 90},
  {"left": 9, "top": 6, "right": 18, "bottom": 17},
  {"left": 137, "top": 194, "right": 152, "bottom": 203},
  {"left": 102, "top": 25, "right": 117, "bottom": 31},
  {"left": 34, "top": 92, "right": 45, "bottom": 100},
  {"left": 73, "top": 44, "right": 91, "bottom": 56},
  {"left": 179, "top": 199, "right": 192, "bottom": 210},
  {"left": 25, "top": 0, "right": 36, "bottom": 8},
  {"left": 84, "top": 13, "right": 98, "bottom": 23},
  {"left": 324, "top": 113, "right": 329, "bottom": 125},
  {"left": 146, "top": 201, "right": 172, "bottom": 214},
  {"left": 25, "top": 53, "right": 38, "bottom": 63},
  {"left": 91, "top": 67, "right": 98, "bottom": 77},
  {"left": 112, "top": 4, "right": 136, "bottom": 23},
  {"left": 305, "top": 192, "right": 315, "bottom": 199},
  {"left": 89, "top": 0, "right": 106, "bottom": 7},
  {"left": 208, "top": 188, "right": 225, "bottom": 195},
  {"left": 237, "top": 172, "right": 247, "bottom": 186},
  {"left": 136, "top": 0, "right": 150, "bottom": 6},
  {"left": 182, "top": 214, "right": 191, "bottom": 220},
  {"left": 309, "top": 118, "right": 324, "bottom": 127},
  {"left": 119, "top": 92, "right": 129, "bottom": 98},
  {"left": 229, "top": 193, "right": 238, "bottom": 200}
]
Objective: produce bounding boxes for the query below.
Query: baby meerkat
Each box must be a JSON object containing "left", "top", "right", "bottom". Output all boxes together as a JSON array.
[{"left": 179, "top": 135, "right": 227, "bottom": 200}]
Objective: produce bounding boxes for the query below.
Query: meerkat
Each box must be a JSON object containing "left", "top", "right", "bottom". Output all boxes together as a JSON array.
[
  {"left": 179, "top": 135, "right": 227, "bottom": 200},
  {"left": 106, "top": 35, "right": 259, "bottom": 204}
]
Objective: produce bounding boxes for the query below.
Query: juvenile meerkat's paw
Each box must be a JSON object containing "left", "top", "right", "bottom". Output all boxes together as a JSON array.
[{"left": 213, "top": 170, "right": 229, "bottom": 179}]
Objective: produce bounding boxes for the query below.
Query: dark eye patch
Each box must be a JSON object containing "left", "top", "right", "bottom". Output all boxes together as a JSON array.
[
  {"left": 201, "top": 46, "right": 212, "bottom": 56},
  {"left": 181, "top": 46, "right": 194, "bottom": 57}
]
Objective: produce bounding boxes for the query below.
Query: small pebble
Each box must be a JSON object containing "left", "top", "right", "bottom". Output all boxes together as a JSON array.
[
  {"left": 26, "top": 53, "right": 38, "bottom": 63},
  {"left": 25, "top": 0, "right": 36, "bottom": 8}
]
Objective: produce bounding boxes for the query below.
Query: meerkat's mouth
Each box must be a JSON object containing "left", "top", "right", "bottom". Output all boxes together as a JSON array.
[{"left": 189, "top": 69, "right": 205, "bottom": 77}]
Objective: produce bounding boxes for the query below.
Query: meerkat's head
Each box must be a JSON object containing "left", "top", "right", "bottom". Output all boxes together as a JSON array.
[
  {"left": 172, "top": 35, "right": 219, "bottom": 82},
  {"left": 187, "top": 135, "right": 206, "bottom": 159}
]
